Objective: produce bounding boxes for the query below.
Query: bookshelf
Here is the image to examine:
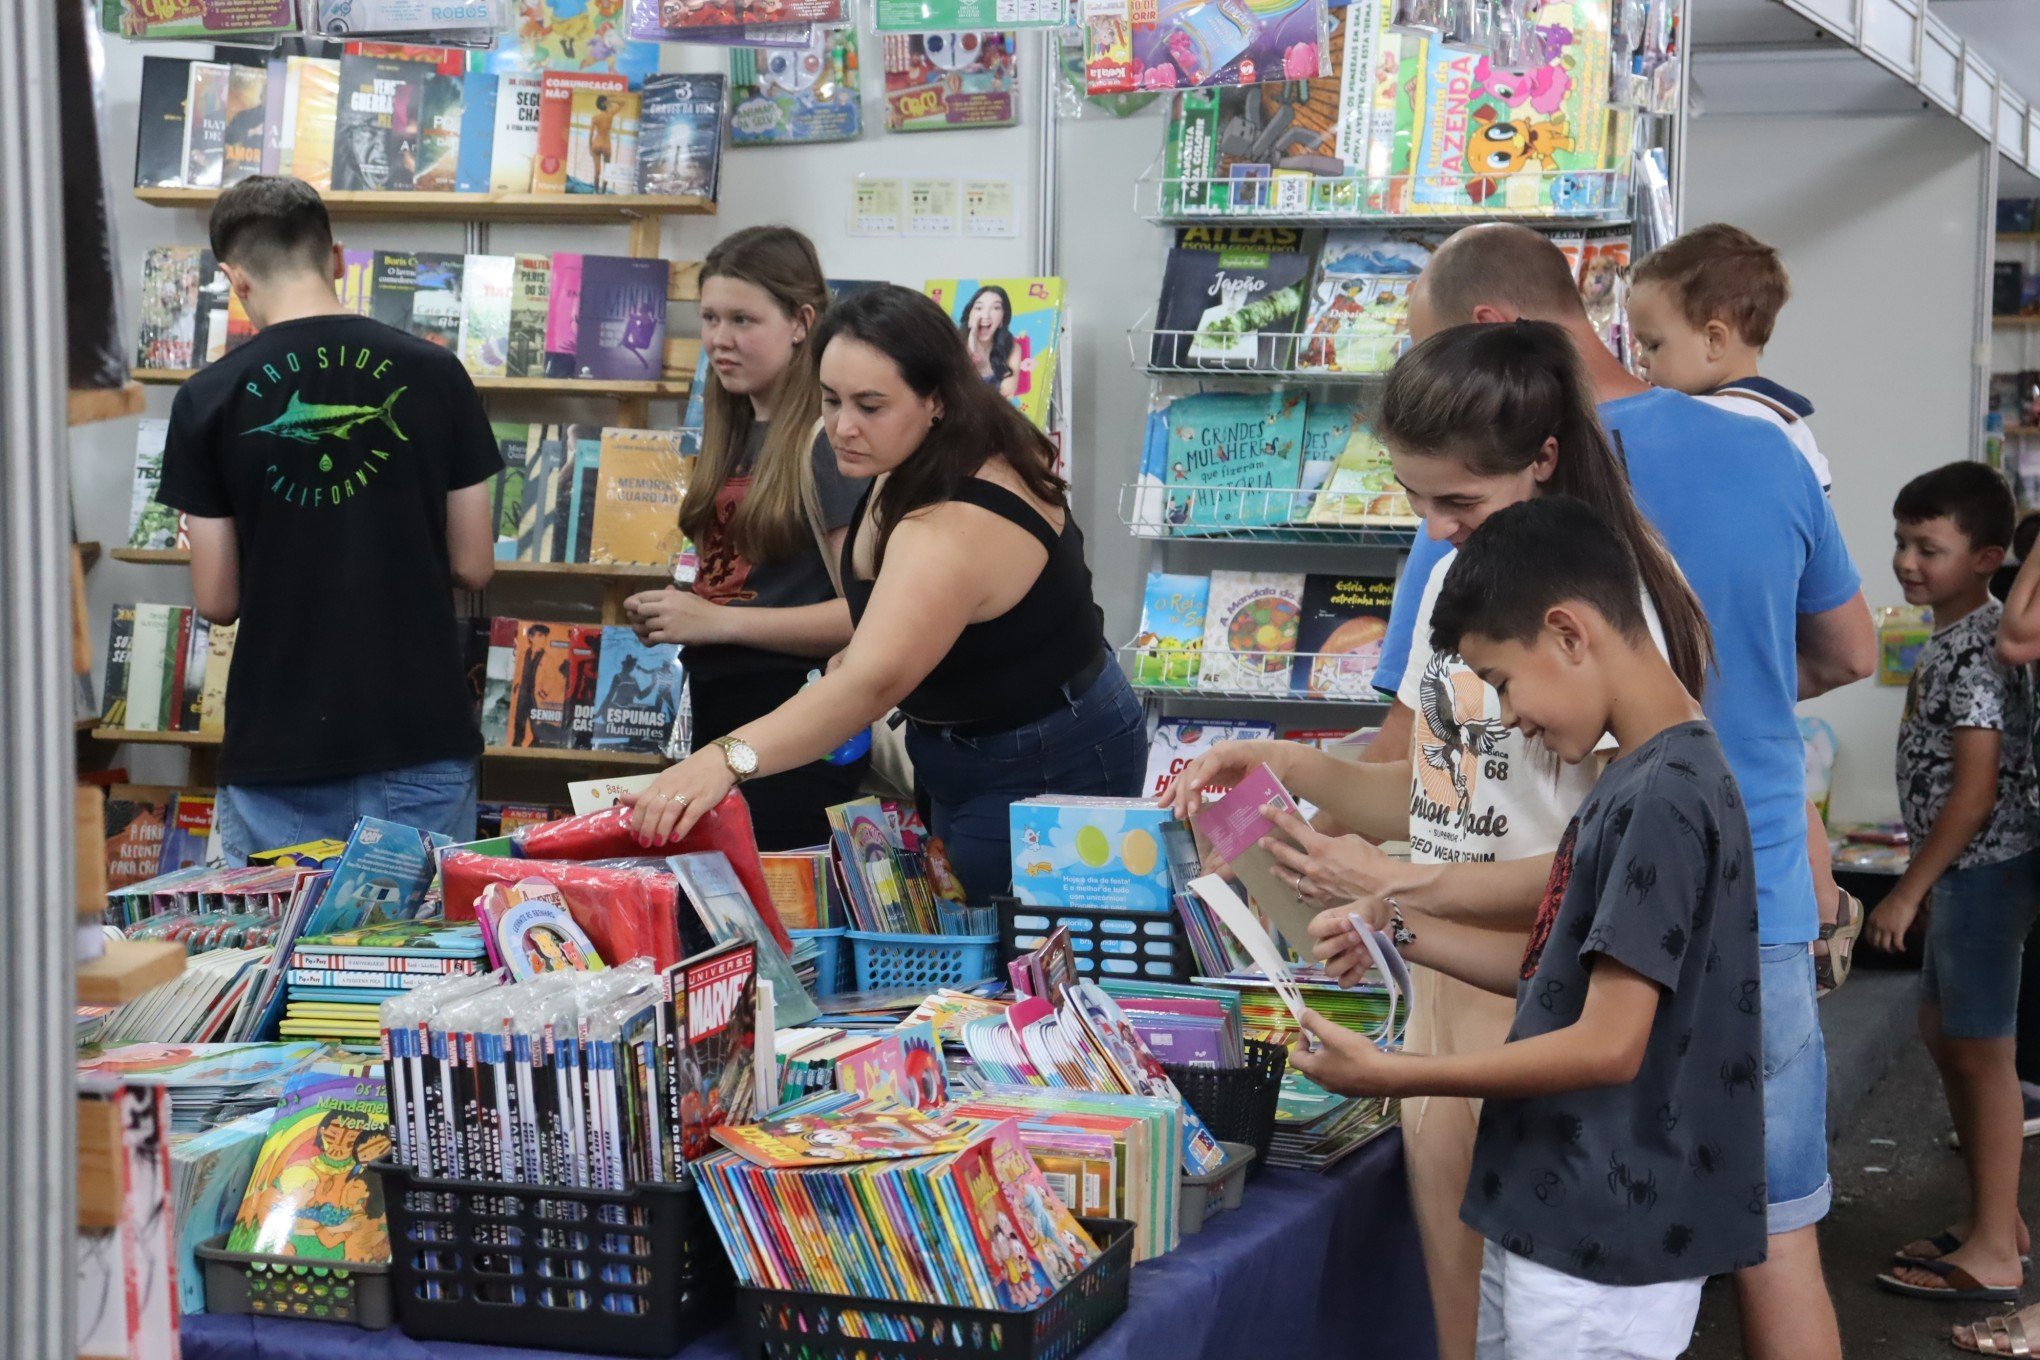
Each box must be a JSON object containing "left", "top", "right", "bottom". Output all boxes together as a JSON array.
[
  {"left": 86, "top": 727, "right": 670, "bottom": 769},
  {"left": 109, "top": 547, "right": 674, "bottom": 584},
  {"left": 67, "top": 383, "right": 144, "bottom": 428},
  {"left": 134, "top": 187, "right": 716, "bottom": 225},
  {"left": 130, "top": 364, "right": 703, "bottom": 401}
]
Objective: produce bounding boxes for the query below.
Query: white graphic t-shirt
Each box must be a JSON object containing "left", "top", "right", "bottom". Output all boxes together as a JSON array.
[{"left": 1396, "top": 547, "right": 1666, "bottom": 866}]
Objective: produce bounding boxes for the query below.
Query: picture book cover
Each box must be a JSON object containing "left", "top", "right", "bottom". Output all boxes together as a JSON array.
[
  {"left": 408, "top": 252, "right": 464, "bottom": 349},
  {"left": 479, "top": 615, "right": 517, "bottom": 746},
  {"left": 566, "top": 87, "right": 640, "bottom": 194},
  {"left": 675, "top": 940, "right": 759, "bottom": 1159},
  {"left": 486, "top": 0, "right": 660, "bottom": 84},
  {"left": 221, "top": 63, "right": 268, "bottom": 187},
  {"left": 535, "top": 70, "right": 629, "bottom": 194},
  {"left": 1290, "top": 573, "right": 1393, "bottom": 698},
  {"left": 638, "top": 73, "right": 726, "bottom": 198},
  {"left": 1151, "top": 226, "right": 1315, "bottom": 371},
  {"left": 566, "top": 623, "right": 604, "bottom": 746},
  {"left": 126, "top": 419, "right": 179, "bottom": 550},
  {"left": 489, "top": 71, "right": 544, "bottom": 193},
  {"left": 368, "top": 250, "right": 418, "bottom": 333},
  {"left": 479, "top": 878, "right": 606, "bottom": 977},
  {"left": 1142, "top": 717, "right": 1276, "bottom": 799},
  {"left": 457, "top": 254, "right": 514, "bottom": 377},
  {"left": 135, "top": 247, "right": 200, "bottom": 371},
  {"left": 508, "top": 620, "right": 574, "bottom": 748},
  {"left": 1129, "top": 572, "right": 1209, "bottom": 689},
  {"left": 542, "top": 252, "right": 584, "bottom": 378},
  {"left": 414, "top": 71, "right": 465, "bottom": 191},
  {"left": 712, "top": 1110, "right": 973, "bottom": 1167},
  {"left": 104, "top": 783, "right": 171, "bottom": 890},
  {"left": 331, "top": 54, "right": 431, "bottom": 192},
  {"left": 1161, "top": 388, "right": 1307, "bottom": 532},
  {"left": 591, "top": 626, "right": 681, "bottom": 752},
  {"left": 923, "top": 278, "right": 1062, "bottom": 430},
  {"left": 575, "top": 255, "right": 670, "bottom": 380},
  {"left": 948, "top": 1132, "right": 1057, "bottom": 1307},
  {"left": 288, "top": 58, "right": 343, "bottom": 190},
  {"left": 181, "top": 61, "right": 231, "bottom": 190},
  {"left": 1297, "top": 400, "right": 1358, "bottom": 504},
  {"left": 1197, "top": 570, "right": 1303, "bottom": 695},
  {"left": 882, "top": 31, "right": 1018, "bottom": 132},
  {"left": 455, "top": 70, "right": 498, "bottom": 192},
  {"left": 1296, "top": 228, "right": 1445, "bottom": 373},
  {"left": 506, "top": 255, "right": 553, "bottom": 378},
  {"left": 589, "top": 426, "right": 688, "bottom": 566},
  {"left": 135, "top": 57, "right": 193, "bottom": 189},
  {"left": 729, "top": 29, "right": 861, "bottom": 148},
  {"left": 1306, "top": 413, "right": 1413, "bottom": 526},
  {"left": 1084, "top": 0, "right": 1326, "bottom": 94},
  {"left": 226, "top": 1057, "right": 391, "bottom": 1262},
  {"left": 303, "top": 819, "right": 451, "bottom": 935}
]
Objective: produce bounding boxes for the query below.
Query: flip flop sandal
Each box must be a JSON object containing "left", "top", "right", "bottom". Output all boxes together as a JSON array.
[
  {"left": 1954, "top": 1309, "right": 2039, "bottom": 1354},
  {"left": 1879, "top": 1258, "right": 2023, "bottom": 1303},
  {"left": 1896, "top": 1234, "right": 2032, "bottom": 1270},
  {"left": 1815, "top": 889, "right": 1864, "bottom": 996}
]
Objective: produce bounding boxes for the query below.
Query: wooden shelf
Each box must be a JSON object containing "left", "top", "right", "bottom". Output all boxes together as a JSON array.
[
  {"left": 106, "top": 548, "right": 188, "bottom": 565},
  {"left": 132, "top": 367, "right": 697, "bottom": 398},
  {"left": 67, "top": 383, "right": 144, "bottom": 428},
  {"left": 135, "top": 187, "right": 716, "bottom": 223},
  {"left": 110, "top": 547, "right": 672, "bottom": 582},
  {"left": 2002, "top": 232, "right": 2040, "bottom": 243},
  {"left": 1995, "top": 316, "right": 2040, "bottom": 328},
  {"left": 77, "top": 541, "right": 100, "bottom": 572},
  {"left": 77, "top": 1095, "right": 122, "bottom": 1229},
  {"left": 2008, "top": 425, "right": 2040, "bottom": 436},
  {"left": 87, "top": 727, "right": 216, "bottom": 746},
  {"left": 76, "top": 939, "right": 185, "bottom": 1006},
  {"left": 486, "top": 745, "right": 668, "bottom": 767}
]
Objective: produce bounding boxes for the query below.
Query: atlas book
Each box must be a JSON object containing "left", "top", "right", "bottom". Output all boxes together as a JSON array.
[
  {"left": 638, "top": 73, "right": 725, "bottom": 198},
  {"left": 1291, "top": 573, "right": 1393, "bottom": 698},
  {"left": 1151, "top": 226, "right": 1316, "bottom": 371},
  {"left": 728, "top": 29, "right": 860, "bottom": 147},
  {"left": 1161, "top": 388, "right": 1307, "bottom": 533},
  {"left": 566, "top": 87, "right": 641, "bottom": 194},
  {"left": 882, "top": 31, "right": 1018, "bottom": 132},
  {"left": 574, "top": 256, "right": 670, "bottom": 380},
  {"left": 590, "top": 626, "right": 681, "bottom": 753},
  {"left": 489, "top": 71, "right": 544, "bottom": 193},
  {"left": 1129, "top": 572, "right": 1208, "bottom": 690},
  {"left": 457, "top": 254, "right": 515, "bottom": 377},
  {"left": 1197, "top": 570, "right": 1303, "bottom": 696}
]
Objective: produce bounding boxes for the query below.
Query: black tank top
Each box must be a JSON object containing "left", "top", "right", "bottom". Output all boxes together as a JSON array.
[{"left": 841, "top": 478, "right": 1107, "bottom": 727}]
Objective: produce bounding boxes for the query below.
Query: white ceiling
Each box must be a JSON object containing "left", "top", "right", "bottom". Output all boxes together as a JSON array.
[{"left": 1932, "top": 2, "right": 2040, "bottom": 189}]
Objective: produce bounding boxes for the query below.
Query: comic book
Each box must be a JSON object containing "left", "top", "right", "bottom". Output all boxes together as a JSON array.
[
  {"left": 670, "top": 940, "right": 758, "bottom": 1161},
  {"left": 711, "top": 1109, "right": 974, "bottom": 1167},
  {"left": 508, "top": 620, "right": 575, "bottom": 749},
  {"left": 225, "top": 1057, "right": 391, "bottom": 1262}
]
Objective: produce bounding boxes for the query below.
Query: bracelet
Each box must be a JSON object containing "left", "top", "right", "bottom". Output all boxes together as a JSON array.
[{"left": 1386, "top": 897, "right": 1415, "bottom": 949}]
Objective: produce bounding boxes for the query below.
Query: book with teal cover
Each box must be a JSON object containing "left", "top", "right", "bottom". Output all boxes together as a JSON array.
[
  {"left": 1161, "top": 389, "right": 1306, "bottom": 533},
  {"left": 1130, "top": 573, "right": 1209, "bottom": 689}
]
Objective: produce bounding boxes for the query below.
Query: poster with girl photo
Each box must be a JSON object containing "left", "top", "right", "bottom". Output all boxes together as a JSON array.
[{"left": 923, "top": 276, "right": 1064, "bottom": 431}]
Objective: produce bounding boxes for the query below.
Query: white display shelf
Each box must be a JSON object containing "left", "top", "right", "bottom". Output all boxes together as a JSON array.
[
  {"left": 1135, "top": 164, "right": 1633, "bottom": 228},
  {"left": 1117, "top": 483, "right": 1418, "bottom": 547},
  {"left": 1119, "top": 645, "right": 1391, "bottom": 705},
  {"left": 1129, "top": 310, "right": 1404, "bottom": 380}
]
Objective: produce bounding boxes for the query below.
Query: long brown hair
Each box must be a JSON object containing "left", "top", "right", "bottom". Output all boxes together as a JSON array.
[
  {"left": 1379, "top": 320, "right": 1715, "bottom": 697},
  {"left": 679, "top": 226, "right": 830, "bottom": 564},
  {"left": 811, "top": 285, "right": 1064, "bottom": 572}
]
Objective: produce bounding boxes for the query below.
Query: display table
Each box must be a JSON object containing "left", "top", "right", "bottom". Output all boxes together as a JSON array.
[{"left": 184, "top": 1129, "right": 1433, "bottom": 1360}]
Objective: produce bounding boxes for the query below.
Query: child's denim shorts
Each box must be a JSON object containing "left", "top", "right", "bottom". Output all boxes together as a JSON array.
[{"left": 1923, "top": 847, "right": 2040, "bottom": 1039}]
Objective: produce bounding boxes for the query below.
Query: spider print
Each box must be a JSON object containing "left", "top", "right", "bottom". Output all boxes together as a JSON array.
[
  {"left": 1661, "top": 923, "right": 1687, "bottom": 958},
  {"left": 1655, "top": 1100, "right": 1680, "bottom": 1134},
  {"left": 1688, "top": 1140, "right": 1721, "bottom": 1178},
  {"left": 1662, "top": 1223, "right": 1694, "bottom": 1257},
  {"left": 1537, "top": 979, "right": 1566, "bottom": 1011},
  {"left": 1675, "top": 1029, "right": 1692, "bottom": 1057},
  {"left": 1662, "top": 800, "right": 1705, "bottom": 847},
  {"left": 1735, "top": 979, "right": 1759, "bottom": 1015},
  {"left": 1610, "top": 803, "right": 1634, "bottom": 839},
  {"left": 1568, "top": 909, "right": 1593, "bottom": 943},
  {"left": 1500, "top": 1229, "right": 1535, "bottom": 1258},
  {"left": 1623, "top": 856, "right": 1658, "bottom": 901},
  {"left": 1665, "top": 756, "right": 1699, "bottom": 780},
  {"left": 1705, "top": 941, "right": 1719, "bottom": 975},
  {"left": 1722, "top": 849, "right": 1744, "bottom": 890},
  {"left": 1532, "top": 1171, "right": 1566, "bottom": 1206},
  {"left": 1747, "top": 1182, "right": 1769, "bottom": 1216},
  {"left": 1721, "top": 1052, "right": 1760, "bottom": 1097},
  {"left": 1719, "top": 773, "right": 1741, "bottom": 809},
  {"left": 1571, "top": 1235, "right": 1609, "bottom": 1274}
]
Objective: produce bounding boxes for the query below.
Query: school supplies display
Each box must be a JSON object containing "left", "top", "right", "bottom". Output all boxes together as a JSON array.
[
  {"left": 728, "top": 28, "right": 861, "bottom": 146},
  {"left": 882, "top": 32, "right": 1019, "bottom": 132}
]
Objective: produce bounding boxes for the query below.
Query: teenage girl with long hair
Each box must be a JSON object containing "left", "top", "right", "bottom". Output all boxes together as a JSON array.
[
  {"left": 627, "top": 285, "right": 1144, "bottom": 903},
  {"left": 622, "top": 226, "right": 869, "bottom": 850},
  {"left": 1164, "top": 320, "right": 1712, "bottom": 1360}
]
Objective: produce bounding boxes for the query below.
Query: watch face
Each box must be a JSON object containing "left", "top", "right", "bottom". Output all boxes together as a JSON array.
[{"left": 724, "top": 739, "right": 760, "bottom": 776}]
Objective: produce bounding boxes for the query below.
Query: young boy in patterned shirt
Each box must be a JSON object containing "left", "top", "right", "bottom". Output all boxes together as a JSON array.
[
  {"left": 1292, "top": 497, "right": 1766, "bottom": 1360},
  {"left": 1871, "top": 462, "right": 2038, "bottom": 1307}
]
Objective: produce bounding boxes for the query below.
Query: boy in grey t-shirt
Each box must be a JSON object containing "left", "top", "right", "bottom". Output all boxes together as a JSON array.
[{"left": 1292, "top": 497, "right": 1765, "bottom": 1360}]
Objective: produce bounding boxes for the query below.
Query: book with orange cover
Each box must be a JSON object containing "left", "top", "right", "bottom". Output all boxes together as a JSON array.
[{"left": 711, "top": 1110, "right": 975, "bottom": 1168}]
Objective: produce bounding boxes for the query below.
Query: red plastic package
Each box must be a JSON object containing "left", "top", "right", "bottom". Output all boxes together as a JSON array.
[
  {"left": 507, "top": 797, "right": 791, "bottom": 953},
  {"left": 440, "top": 853, "right": 684, "bottom": 971}
]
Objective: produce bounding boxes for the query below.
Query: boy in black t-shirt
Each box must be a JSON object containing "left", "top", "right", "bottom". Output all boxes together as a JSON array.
[
  {"left": 1293, "top": 497, "right": 1765, "bottom": 1360},
  {"left": 155, "top": 178, "right": 502, "bottom": 863}
]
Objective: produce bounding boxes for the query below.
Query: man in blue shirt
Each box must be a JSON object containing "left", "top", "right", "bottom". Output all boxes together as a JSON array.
[{"left": 1384, "top": 223, "right": 1875, "bottom": 1360}]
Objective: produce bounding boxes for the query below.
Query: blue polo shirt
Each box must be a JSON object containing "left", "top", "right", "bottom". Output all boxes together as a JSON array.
[{"left": 1376, "top": 387, "right": 1862, "bottom": 943}]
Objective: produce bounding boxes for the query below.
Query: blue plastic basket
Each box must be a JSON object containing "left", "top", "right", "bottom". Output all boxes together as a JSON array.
[
  {"left": 789, "top": 927, "right": 848, "bottom": 997},
  {"left": 844, "top": 931, "right": 1001, "bottom": 992}
]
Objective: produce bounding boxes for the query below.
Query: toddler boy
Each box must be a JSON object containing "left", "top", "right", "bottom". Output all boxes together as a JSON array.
[
  {"left": 1870, "top": 462, "right": 2038, "bottom": 1305},
  {"left": 1295, "top": 496, "right": 1766, "bottom": 1360}
]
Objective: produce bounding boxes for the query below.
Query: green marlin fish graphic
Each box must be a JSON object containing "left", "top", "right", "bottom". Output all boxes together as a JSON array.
[{"left": 242, "top": 387, "right": 410, "bottom": 446}]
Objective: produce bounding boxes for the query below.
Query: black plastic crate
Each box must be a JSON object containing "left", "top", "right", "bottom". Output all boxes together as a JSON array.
[
  {"left": 1161, "top": 1039, "right": 1287, "bottom": 1178},
  {"left": 373, "top": 1162, "right": 729, "bottom": 1357},
  {"left": 195, "top": 1236, "right": 393, "bottom": 1328},
  {"left": 996, "top": 895, "right": 1195, "bottom": 985},
  {"left": 734, "top": 1217, "right": 1133, "bottom": 1360}
]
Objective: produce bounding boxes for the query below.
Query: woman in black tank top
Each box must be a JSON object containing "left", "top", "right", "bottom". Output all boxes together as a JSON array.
[{"left": 630, "top": 286, "right": 1144, "bottom": 902}]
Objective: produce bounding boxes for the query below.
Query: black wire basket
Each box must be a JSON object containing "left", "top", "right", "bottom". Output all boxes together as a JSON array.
[{"left": 1161, "top": 1039, "right": 1288, "bottom": 1178}]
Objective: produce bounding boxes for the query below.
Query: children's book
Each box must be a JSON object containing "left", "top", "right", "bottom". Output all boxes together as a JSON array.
[
  {"left": 882, "top": 31, "right": 1019, "bottom": 132},
  {"left": 637, "top": 73, "right": 726, "bottom": 198},
  {"left": 1142, "top": 717, "right": 1276, "bottom": 800},
  {"left": 1130, "top": 573, "right": 1209, "bottom": 690},
  {"left": 455, "top": 70, "right": 499, "bottom": 192},
  {"left": 126, "top": 419, "right": 179, "bottom": 550},
  {"left": 712, "top": 1110, "right": 974, "bottom": 1167},
  {"left": 1197, "top": 570, "right": 1303, "bottom": 695},
  {"left": 225, "top": 1057, "right": 391, "bottom": 1262},
  {"left": 304, "top": 818, "right": 450, "bottom": 935},
  {"left": 489, "top": 71, "right": 544, "bottom": 193},
  {"left": 1306, "top": 413, "right": 1414, "bottom": 526},
  {"left": 479, "top": 878, "right": 607, "bottom": 977},
  {"left": 1160, "top": 388, "right": 1307, "bottom": 533},
  {"left": 408, "top": 252, "right": 464, "bottom": 349},
  {"left": 1296, "top": 399, "right": 1356, "bottom": 504},
  {"left": 1084, "top": 0, "right": 1326, "bottom": 94},
  {"left": 413, "top": 71, "right": 465, "bottom": 191},
  {"left": 172, "top": 1109, "right": 274, "bottom": 1315},
  {"left": 575, "top": 256, "right": 669, "bottom": 380},
  {"left": 506, "top": 255, "right": 552, "bottom": 378},
  {"left": 221, "top": 63, "right": 268, "bottom": 187},
  {"left": 508, "top": 620, "right": 575, "bottom": 749},
  {"left": 1296, "top": 228, "right": 1445, "bottom": 373},
  {"left": 923, "top": 278, "right": 1063, "bottom": 430},
  {"left": 590, "top": 626, "right": 682, "bottom": 753},
  {"left": 456, "top": 254, "right": 515, "bottom": 377},
  {"left": 181, "top": 61, "right": 231, "bottom": 189},
  {"left": 566, "top": 87, "right": 640, "bottom": 194},
  {"left": 1151, "top": 226, "right": 1315, "bottom": 371},
  {"left": 535, "top": 70, "right": 629, "bottom": 193},
  {"left": 728, "top": 29, "right": 861, "bottom": 147},
  {"left": 589, "top": 426, "right": 690, "bottom": 566},
  {"left": 543, "top": 252, "right": 585, "bottom": 379},
  {"left": 1290, "top": 573, "right": 1393, "bottom": 698}
]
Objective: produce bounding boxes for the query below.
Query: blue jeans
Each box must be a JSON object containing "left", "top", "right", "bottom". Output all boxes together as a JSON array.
[
  {"left": 216, "top": 757, "right": 479, "bottom": 866},
  {"left": 905, "top": 665, "right": 1147, "bottom": 905},
  {"left": 1922, "top": 848, "right": 2040, "bottom": 1039},
  {"left": 1760, "top": 942, "right": 1832, "bottom": 1233}
]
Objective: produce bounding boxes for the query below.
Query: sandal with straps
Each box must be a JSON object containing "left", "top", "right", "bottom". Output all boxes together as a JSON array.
[
  {"left": 1815, "top": 888, "right": 1863, "bottom": 997},
  {"left": 1955, "top": 1308, "right": 2040, "bottom": 1354}
]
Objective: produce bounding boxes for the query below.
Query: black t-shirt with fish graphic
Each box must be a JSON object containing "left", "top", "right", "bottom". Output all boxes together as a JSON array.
[
  {"left": 158, "top": 314, "right": 503, "bottom": 784},
  {"left": 1459, "top": 721, "right": 1768, "bottom": 1287}
]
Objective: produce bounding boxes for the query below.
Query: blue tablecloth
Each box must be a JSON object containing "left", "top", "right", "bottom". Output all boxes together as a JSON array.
[{"left": 184, "top": 1130, "right": 1434, "bottom": 1360}]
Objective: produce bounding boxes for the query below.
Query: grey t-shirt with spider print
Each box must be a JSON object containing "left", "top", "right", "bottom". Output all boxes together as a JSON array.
[{"left": 1459, "top": 720, "right": 1768, "bottom": 1287}]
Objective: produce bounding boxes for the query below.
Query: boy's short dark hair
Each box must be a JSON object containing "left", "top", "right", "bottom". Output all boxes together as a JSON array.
[
  {"left": 2014, "top": 511, "right": 2040, "bottom": 564},
  {"left": 1893, "top": 462, "right": 2016, "bottom": 551},
  {"left": 208, "top": 176, "right": 333, "bottom": 279},
  {"left": 1632, "top": 223, "right": 1790, "bottom": 348},
  {"left": 1429, "top": 497, "right": 1649, "bottom": 659}
]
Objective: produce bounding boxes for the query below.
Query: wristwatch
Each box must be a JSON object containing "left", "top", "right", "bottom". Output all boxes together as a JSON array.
[
  {"left": 712, "top": 736, "right": 760, "bottom": 784},
  {"left": 1386, "top": 898, "right": 1416, "bottom": 949}
]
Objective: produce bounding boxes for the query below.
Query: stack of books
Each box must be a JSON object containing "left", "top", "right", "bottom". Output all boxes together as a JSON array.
[
  {"left": 74, "top": 1042, "right": 330, "bottom": 1135},
  {"left": 826, "top": 797, "right": 965, "bottom": 933},
  {"left": 1128, "top": 569, "right": 1395, "bottom": 699},
  {"left": 98, "top": 603, "right": 236, "bottom": 735},
  {"left": 485, "top": 424, "right": 692, "bottom": 566},
  {"left": 1267, "top": 1075, "right": 1398, "bottom": 1173},
  {"left": 283, "top": 920, "right": 488, "bottom": 1045}
]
